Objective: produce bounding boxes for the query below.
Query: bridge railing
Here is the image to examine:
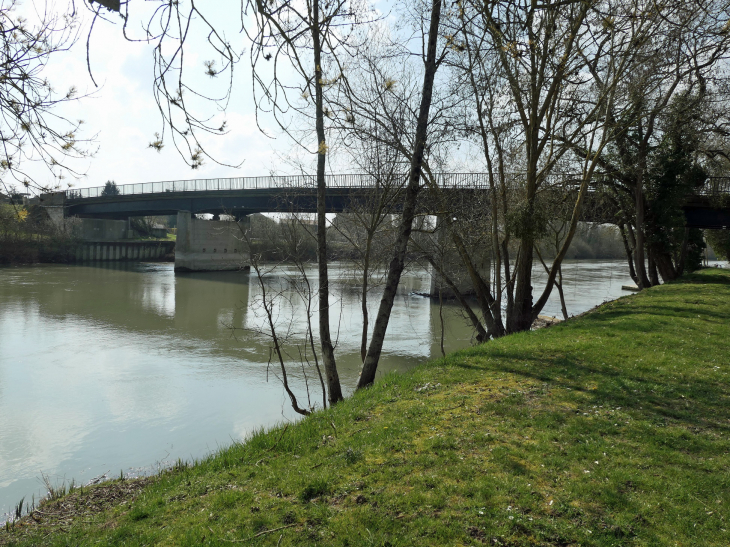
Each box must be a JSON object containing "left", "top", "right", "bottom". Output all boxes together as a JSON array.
[
  {"left": 68, "top": 176, "right": 315, "bottom": 199},
  {"left": 65, "top": 173, "right": 730, "bottom": 200},
  {"left": 698, "top": 177, "right": 730, "bottom": 196},
  {"left": 65, "top": 173, "right": 503, "bottom": 199}
]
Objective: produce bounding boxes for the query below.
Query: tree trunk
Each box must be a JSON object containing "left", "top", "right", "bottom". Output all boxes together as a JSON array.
[
  {"left": 648, "top": 249, "right": 660, "bottom": 286},
  {"left": 356, "top": 0, "right": 442, "bottom": 389},
  {"left": 676, "top": 227, "right": 690, "bottom": 277},
  {"left": 447, "top": 221, "right": 503, "bottom": 338},
  {"left": 509, "top": 121, "right": 539, "bottom": 332},
  {"left": 654, "top": 249, "right": 678, "bottom": 283},
  {"left": 501, "top": 239, "right": 514, "bottom": 321},
  {"left": 557, "top": 266, "right": 569, "bottom": 321},
  {"left": 313, "top": 0, "right": 343, "bottom": 404},
  {"left": 426, "top": 254, "right": 488, "bottom": 342},
  {"left": 509, "top": 240, "right": 534, "bottom": 333},
  {"left": 360, "top": 236, "right": 371, "bottom": 363},
  {"left": 619, "top": 223, "right": 638, "bottom": 285},
  {"left": 438, "top": 288, "right": 445, "bottom": 357},
  {"left": 530, "top": 166, "right": 595, "bottom": 323},
  {"left": 634, "top": 175, "right": 651, "bottom": 289}
]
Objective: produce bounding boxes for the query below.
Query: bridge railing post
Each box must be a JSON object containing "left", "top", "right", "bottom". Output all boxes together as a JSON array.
[{"left": 59, "top": 170, "right": 640, "bottom": 199}]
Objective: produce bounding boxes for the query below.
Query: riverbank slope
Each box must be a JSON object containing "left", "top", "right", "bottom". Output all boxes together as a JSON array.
[{"left": 3, "top": 268, "right": 730, "bottom": 546}]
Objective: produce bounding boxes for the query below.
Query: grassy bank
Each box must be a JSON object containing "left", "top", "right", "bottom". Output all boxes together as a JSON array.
[{"left": 3, "top": 269, "right": 730, "bottom": 546}]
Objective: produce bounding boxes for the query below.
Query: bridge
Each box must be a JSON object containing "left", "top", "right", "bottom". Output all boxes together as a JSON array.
[
  {"left": 57, "top": 173, "right": 489, "bottom": 218},
  {"left": 37, "top": 173, "right": 730, "bottom": 272},
  {"left": 46, "top": 173, "right": 730, "bottom": 221}
]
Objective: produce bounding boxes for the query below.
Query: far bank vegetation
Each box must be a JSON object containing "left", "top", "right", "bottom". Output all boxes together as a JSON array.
[{"left": 0, "top": 203, "right": 77, "bottom": 264}]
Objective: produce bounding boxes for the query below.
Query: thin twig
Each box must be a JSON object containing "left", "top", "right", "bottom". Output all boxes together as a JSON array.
[
  {"left": 250, "top": 523, "right": 298, "bottom": 539},
  {"left": 219, "top": 523, "right": 298, "bottom": 543},
  {"left": 266, "top": 424, "right": 289, "bottom": 452}
]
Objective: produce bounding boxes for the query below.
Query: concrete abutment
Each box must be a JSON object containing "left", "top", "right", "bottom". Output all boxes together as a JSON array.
[{"left": 174, "top": 211, "right": 250, "bottom": 272}]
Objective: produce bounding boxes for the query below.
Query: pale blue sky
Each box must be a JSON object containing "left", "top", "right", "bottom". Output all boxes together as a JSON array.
[{"left": 26, "top": 1, "right": 298, "bottom": 191}]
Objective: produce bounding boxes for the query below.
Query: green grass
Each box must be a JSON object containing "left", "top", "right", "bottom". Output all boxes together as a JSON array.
[
  {"left": 128, "top": 233, "right": 175, "bottom": 242},
  {"left": 3, "top": 268, "right": 730, "bottom": 546}
]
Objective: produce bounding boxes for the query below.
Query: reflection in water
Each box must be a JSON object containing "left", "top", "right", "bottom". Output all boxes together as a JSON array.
[
  {"left": 0, "top": 258, "right": 690, "bottom": 517},
  {"left": 242, "top": 265, "right": 450, "bottom": 385},
  {"left": 0, "top": 262, "right": 473, "bottom": 518}
]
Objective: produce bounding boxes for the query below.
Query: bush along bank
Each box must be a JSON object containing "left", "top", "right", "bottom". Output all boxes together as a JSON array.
[
  {"left": 2, "top": 268, "right": 730, "bottom": 546},
  {"left": 1, "top": 204, "right": 175, "bottom": 265},
  {"left": 0, "top": 234, "right": 78, "bottom": 264},
  {"left": 0, "top": 204, "right": 78, "bottom": 264}
]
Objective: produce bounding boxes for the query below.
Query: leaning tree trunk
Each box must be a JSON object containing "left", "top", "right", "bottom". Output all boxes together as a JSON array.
[
  {"left": 634, "top": 175, "right": 651, "bottom": 289},
  {"left": 356, "top": 0, "right": 442, "bottom": 389},
  {"left": 619, "top": 223, "right": 639, "bottom": 285},
  {"left": 556, "top": 266, "right": 569, "bottom": 321},
  {"left": 360, "top": 236, "right": 372, "bottom": 363},
  {"left": 426, "top": 254, "right": 488, "bottom": 342},
  {"left": 648, "top": 249, "right": 660, "bottom": 286},
  {"left": 654, "top": 248, "right": 679, "bottom": 283},
  {"left": 509, "top": 240, "right": 535, "bottom": 333},
  {"left": 313, "top": 1, "right": 343, "bottom": 404},
  {"left": 676, "top": 227, "right": 690, "bottom": 277}
]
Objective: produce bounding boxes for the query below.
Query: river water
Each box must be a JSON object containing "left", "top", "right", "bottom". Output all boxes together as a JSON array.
[{"left": 0, "top": 259, "right": 720, "bottom": 518}]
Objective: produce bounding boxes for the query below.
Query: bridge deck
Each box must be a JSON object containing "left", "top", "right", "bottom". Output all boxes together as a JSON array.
[
  {"left": 42, "top": 174, "right": 730, "bottom": 227},
  {"left": 66, "top": 173, "right": 493, "bottom": 200}
]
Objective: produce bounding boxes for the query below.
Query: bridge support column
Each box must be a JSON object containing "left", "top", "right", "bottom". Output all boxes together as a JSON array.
[
  {"left": 174, "top": 211, "right": 250, "bottom": 272},
  {"left": 428, "top": 217, "right": 490, "bottom": 298},
  {"left": 38, "top": 191, "right": 71, "bottom": 232},
  {"left": 126, "top": 217, "right": 136, "bottom": 239},
  {"left": 45, "top": 206, "right": 65, "bottom": 226}
]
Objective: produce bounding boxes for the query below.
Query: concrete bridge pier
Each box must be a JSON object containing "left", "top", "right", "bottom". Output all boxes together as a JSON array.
[
  {"left": 428, "top": 218, "right": 491, "bottom": 298},
  {"left": 429, "top": 256, "right": 491, "bottom": 299},
  {"left": 38, "top": 191, "right": 69, "bottom": 231},
  {"left": 174, "top": 211, "right": 250, "bottom": 272}
]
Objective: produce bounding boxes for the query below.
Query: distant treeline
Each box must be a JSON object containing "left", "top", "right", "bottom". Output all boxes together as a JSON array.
[
  {"left": 707, "top": 230, "right": 729, "bottom": 261},
  {"left": 539, "top": 223, "right": 626, "bottom": 260},
  {"left": 247, "top": 213, "right": 655, "bottom": 263},
  {"left": 0, "top": 203, "right": 77, "bottom": 264},
  {"left": 4, "top": 207, "right": 724, "bottom": 266}
]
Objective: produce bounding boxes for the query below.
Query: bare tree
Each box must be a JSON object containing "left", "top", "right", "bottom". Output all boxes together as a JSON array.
[
  {"left": 328, "top": 137, "right": 403, "bottom": 362},
  {"left": 82, "top": 0, "right": 240, "bottom": 169},
  {"left": 240, "top": 0, "right": 379, "bottom": 404},
  {"left": 0, "top": 0, "right": 94, "bottom": 195},
  {"left": 427, "top": 0, "right": 662, "bottom": 337},
  {"left": 573, "top": 0, "right": 730, "bottom": 286},
  {"left": 355, "top": 0, "right": 446, "bottom": 388},
  {"left": 237, "top": 216, "right": 328, "bottom": 414}
]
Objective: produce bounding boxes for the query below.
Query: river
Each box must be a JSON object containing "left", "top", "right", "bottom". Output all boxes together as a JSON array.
[{"left": 0, "top": 259, "right": 723, "bottom": 518}]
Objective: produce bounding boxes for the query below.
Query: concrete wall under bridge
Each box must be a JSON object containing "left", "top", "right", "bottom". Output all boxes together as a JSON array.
[
  {"left": 175, "top": 211, "right": 250, "bottom": 272},
  {"left": 74, "top": 218, "right": 129, "bottom": 241},
  {"left": 74, "top": 240, "right": 175, "bottom": 262},
  {"left": 43, "top": 214, "right": 133, "bottom": 242}
]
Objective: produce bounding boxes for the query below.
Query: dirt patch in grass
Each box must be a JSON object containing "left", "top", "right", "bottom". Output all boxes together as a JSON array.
[{"left": 0, "top": 477, "right": 153, "bottom": 545}]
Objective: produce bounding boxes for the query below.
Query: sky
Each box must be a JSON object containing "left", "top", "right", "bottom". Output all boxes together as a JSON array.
[
  {"left": 15, "top": 0, "right": 457, "bottom": 195},
  {"left": 21, "top": 1, "right": 302, "bottom": 193}
]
